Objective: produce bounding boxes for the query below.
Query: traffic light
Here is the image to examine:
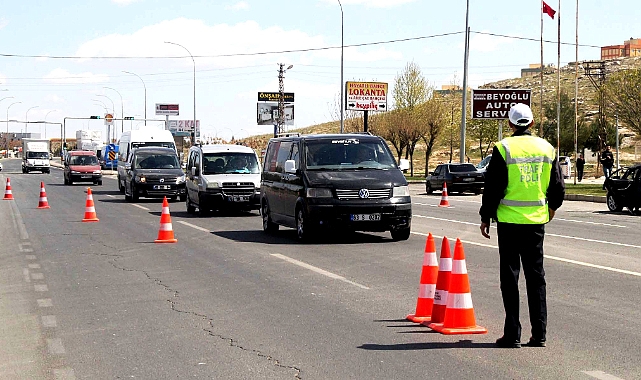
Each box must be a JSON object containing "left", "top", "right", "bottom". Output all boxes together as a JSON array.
[
  {"left": 90, "top": 116, "right": 101, "bottom": 119},
  {"left": 124, "top": 116, "right": 134, "bottom": 120}
]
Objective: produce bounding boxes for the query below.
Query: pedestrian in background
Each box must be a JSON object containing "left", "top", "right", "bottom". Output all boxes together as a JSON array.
[
  {"left": 600, "top": 145, "right": 614, "bottom": 179},
  {"left": 576, "top": 153, "right": 585, "bottom": 182},
  {"left": 479, "top": 103, "right": 565, "bottom": 349}
]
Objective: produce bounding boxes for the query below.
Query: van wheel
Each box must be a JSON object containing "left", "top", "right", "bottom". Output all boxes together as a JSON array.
[
  {"left": 186, "top": 195, "right": 196, "bottom": 214},
  {"left": 391, "top": 226, "right": 411, "bottom": 241},
  {"left": 262, "top": 202, "right": 278, "bottom": 233},
  {"left": 296, "top": 206, "right": 314, "bottom": 241},
  {"left": 118, "top": 176, "right": 125, "bottom": 193}
]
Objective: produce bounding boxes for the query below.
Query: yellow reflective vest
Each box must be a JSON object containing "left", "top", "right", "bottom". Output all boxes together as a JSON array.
[{"left": 496, "top": 135, "right": 557, "bottom": 224}]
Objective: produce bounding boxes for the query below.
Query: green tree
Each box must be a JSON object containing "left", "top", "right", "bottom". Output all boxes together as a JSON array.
[
  {"left": 605, "top": 68, "right": 641, "bottom": 135},
  {"left": 467, "top": 118, "right": 499, "bottom": 159},
  {"left": 542, "top": 90, "right": 587, "bottom": 155}
]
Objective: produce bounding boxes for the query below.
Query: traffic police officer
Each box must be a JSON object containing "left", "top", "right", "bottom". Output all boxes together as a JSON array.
[{"left": 479, "top": 103, "right": 565, "bottom": 348}]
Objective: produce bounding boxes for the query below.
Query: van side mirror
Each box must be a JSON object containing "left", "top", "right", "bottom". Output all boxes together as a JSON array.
[
  {"left": 398, "top": 159, "right": 410, "bottom": 171},
  {"left": 125, "top": 163, "right": 131, "bottom": 170},
  {"left": 284, "top": 160, "right": 296, "bottom": 174}
]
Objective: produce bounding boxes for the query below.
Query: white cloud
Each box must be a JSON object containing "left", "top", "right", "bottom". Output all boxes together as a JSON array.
[
  {"left": 43, "top": 68, "right": 109, "bottom": 84},
  {"left": 45, "top": 94, "right": 66, "bottom": 103},
  {"left": 320, "top": 0, "right": 416, "bottom": 8},
  {"left": 225, "top": 1, "right": 249, "bottom": 11},
  {"left": 112, "top": 0, "right": 141, "bottom": 5},
  {"left": 466, "top": 31, "right": 513, "bottom": 53},
  {"left": 0, "top": 18, "right": 8, "bottom": 29}
]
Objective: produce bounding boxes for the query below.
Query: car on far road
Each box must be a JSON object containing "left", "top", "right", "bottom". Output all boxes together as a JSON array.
[
  {"left": 603, "top": 164, "right": 641, "bottom": 214},
  {"left": 64, "top": 151, "right": 102, "bottom": 186},
  {"left": 426, "top": 163, "right": 484, "bottom": 195}
]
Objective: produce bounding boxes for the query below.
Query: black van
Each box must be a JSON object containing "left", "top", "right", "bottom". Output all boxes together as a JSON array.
[{"left": 260, "top": 133, "right": 412, "bottom": 241}]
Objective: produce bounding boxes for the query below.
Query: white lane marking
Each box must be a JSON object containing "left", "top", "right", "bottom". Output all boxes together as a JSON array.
[
  {"left": 555, "top": 218, "right": 626, "bottom": 228},
  {"left": 37, "top": 299, "right": 53, "bottom": 307},
  {"left": 414, "top": 202, "right": 455, "bottom": 209},
  {"left": 271, "top": 253, "right": 370, "bottom": 290},
  {"left": 412, "top": 232, "right": 641, "bottom": 277},
  {"left": 31, "top": 272, "right": 44, "bottom": 280},
  {"left": 53, "top": 368, "right": 77, "bottom": 380},
  {"left": 34, "top": 284, "right": 48, "bottom": 292},
  {"left": 582, "top": 371, "right": 625, "bottom": 380},
  {"left": 414, "top": 213, "right": 641, "bottom": 249},
  {"left": 47, "top": 338, "right": 66, "bottom": 355},
  {"left": 25, "top": 255, "right": 37, "bottom": 260},
  {"left": 9, "top": 201, "right": 29, "bottom": 240},
  {"left": 131, "top": 204, "right": 150, "bottom": 211},
  {"left": 42, "top": 315, "right": 57, "bottom": 328},
  {"left": 414, "top": 195, "right": 481, "bottom": 204},
  {"left": 106, "top": 194, "right": 116, "bottom": 198},
  {"left": 28, "top": 263, "right": 41, "bottom": 269},
  {"left": 23, "top": 268, "right": 31, "bottom": 283},
  {"left": 177, "top": 221, "right": 211, "bottom": 233}
]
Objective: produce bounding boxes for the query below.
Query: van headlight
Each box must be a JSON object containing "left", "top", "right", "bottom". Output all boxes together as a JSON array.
[
  {"left": 392, "top": 185, "right": 410, "bottom": 197},
  {"left": 136, "top": 175, "right": 146, "bottom": 183},
  {"left": 176, "top": 174, "right": 186, "bottom": 184},
  {"left": 206, "top": 181, "right": 219, "bottom": 189},
  {"left": 306, "top": 188, "right": 333, "bottom": 198}
]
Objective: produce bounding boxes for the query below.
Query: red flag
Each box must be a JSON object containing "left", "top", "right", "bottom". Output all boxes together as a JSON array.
[{"left": 543, "top": 1, "right": 556, "bottom": 19}]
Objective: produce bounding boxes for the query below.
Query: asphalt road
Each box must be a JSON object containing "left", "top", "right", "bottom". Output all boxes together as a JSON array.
[{"left": 1, "top": 157, "right": 640, "bottom": 380}]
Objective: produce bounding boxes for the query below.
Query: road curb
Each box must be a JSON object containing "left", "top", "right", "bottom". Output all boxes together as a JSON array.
[{"left": 564, "top": 194, "right": 607, "bottom": 203}]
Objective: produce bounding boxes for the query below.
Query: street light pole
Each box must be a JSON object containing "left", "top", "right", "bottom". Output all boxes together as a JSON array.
[
  {"left": 6, "top": 101, "right": 21, "bottom": 157},
  {"left": 338, "top": 0, "right": 344, "bottom": 134},
  {"left": 97, "top": 94, "right": 115, "bottom": 142},
  {"left": 460, "top": 0, "right": 471, "bottom": 163},
  {"left": 44, "top": 110, "right": 57, "bottom": 139},
  {"left": 123, "top": 71, "right": 147, "bottom": 126},
  {"left": 26, "top": 105, "right": 39, "bottom": 134},
  {"left": 104, "top": 86, "right": 124, "bottom": 136},
  {"left": 165, "top": 41, "right": 196, "bottom": 145}
]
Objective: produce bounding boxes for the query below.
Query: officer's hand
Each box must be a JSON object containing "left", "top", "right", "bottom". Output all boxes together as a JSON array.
[
  {"left": 549, "top": 208, "right": 556, "bottom": 221},
  {"left": 480, "top": 222, "right": 491, "bottom": 239}
]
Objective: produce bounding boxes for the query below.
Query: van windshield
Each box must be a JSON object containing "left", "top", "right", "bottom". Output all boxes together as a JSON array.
[
  {"left": 27, "top": 152, "right": 49, "bottom": 159},
  {"left": 134, "top": 152, "right": 180, "bottom": 169},
  {"left": 131, "top": 142, "right": 176, "bottom": 151},
  {"left": 203, "top": 153, "right": 259, "bottom": 175},
  {"left": 304, "top": 139, "right": 397, "bottom": 170}
]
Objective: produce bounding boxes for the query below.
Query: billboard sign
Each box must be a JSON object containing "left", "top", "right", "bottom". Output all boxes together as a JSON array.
[
  {"left": 155, "top": 103, "right": 180, "bottom": 116},
  {"left": 258, "top": 92, "right": 294, "bottom": 102},
  {"left": 168, "top": 120, "right": 200, "bottom": 138},
  {"left": 257, "top": 103, "right": 294, "bottom": 126},
  {"left": 471, "top": 89, "right": 532, "bottom": 119},
  {"left": 345, "top": 81, "right": 388, "bottom": 111}
]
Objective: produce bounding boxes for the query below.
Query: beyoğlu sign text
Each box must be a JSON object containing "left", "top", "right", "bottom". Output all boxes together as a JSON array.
[{"left": 471, "top": 89, "right": 532, "bottom": 120}]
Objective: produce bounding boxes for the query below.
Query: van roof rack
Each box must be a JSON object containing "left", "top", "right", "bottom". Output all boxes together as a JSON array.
[{"left": 275, "top": 132, "right": 300, "bottom": 138}]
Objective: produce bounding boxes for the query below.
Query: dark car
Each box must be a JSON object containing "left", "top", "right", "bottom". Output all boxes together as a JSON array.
[
  {"left": 124, "top": 147, "right": 187, "bottom": 202},
  {"left": 64, "top": 151, "right": 102, "bottom": 185},
  {"left": 604, "top": 165, "right": 641, "bottom": 214},
  {"left": 260, "top": 133, "right": 412, "bottom": 241},
  {"left": 426, "top": 163, "right": 484, "bottom": 195}
]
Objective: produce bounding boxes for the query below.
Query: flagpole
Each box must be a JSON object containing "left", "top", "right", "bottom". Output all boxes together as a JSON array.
[
  {"left": 540, "top": 0, "right": 544, "bottom": 136},
  {"left": 574, "top": 0, "right": 579, "bottom": 185},
  {"left": 556, "top": 0, "right": 561, "bottom": 155}
]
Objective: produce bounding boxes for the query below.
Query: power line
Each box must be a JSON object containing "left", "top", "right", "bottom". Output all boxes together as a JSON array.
[{"left": 470, "top": 31, "right": 601, "bottom": 49}]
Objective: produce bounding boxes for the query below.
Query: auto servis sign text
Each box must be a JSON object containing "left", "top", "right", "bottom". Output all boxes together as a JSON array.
[{"left": 472, "top": 89, "right": 531, "bottom": 119}]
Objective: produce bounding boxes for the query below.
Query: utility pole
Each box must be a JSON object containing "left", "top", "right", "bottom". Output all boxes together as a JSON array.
[{"left": 277, "top": 63, "right": 293, "bottom": 136}]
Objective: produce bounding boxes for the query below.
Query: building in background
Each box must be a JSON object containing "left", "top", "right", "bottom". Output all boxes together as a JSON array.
[{"left": 601, "top": 38, "right": 641, "bottom": 60}]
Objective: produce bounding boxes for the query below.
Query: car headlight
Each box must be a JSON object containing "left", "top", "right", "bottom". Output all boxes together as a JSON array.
[
  {"left": 392, "top": 185, "right": 410, "bottom": 197},
  {"left": 93, "top": 170, "right": 102, "bottom": 174},
  {"left": 71, "top": 170, "right": 80, "bottom": 174},
  {"left": 176, "top": 174, "right": 186, "bottom": 184},
  {"left": 306, "top": 188, "right": 333, "bottom": 198},
  {"left": 206, "top": 181, "right": 219, "bottom": 189}
]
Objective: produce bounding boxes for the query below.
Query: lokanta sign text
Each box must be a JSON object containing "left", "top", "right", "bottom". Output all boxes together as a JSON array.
[{"left": 345, "top": 81, "right": 388, "bottom": 112}]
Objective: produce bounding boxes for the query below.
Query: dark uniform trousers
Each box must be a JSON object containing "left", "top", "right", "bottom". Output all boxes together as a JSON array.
[{"left": 497, "top": 222, "right": 547, "bottom": 341}]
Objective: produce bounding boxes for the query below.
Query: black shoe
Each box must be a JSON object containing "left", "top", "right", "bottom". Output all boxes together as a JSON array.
[
  {"left": 524, "top": 338, "right": 546, "bottom": 347},
  {"left": 496, "top": 336, "right": 521, "bottom": 348}
]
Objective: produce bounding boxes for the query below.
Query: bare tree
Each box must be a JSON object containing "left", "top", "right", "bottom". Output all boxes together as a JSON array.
[{"left": 419, "top": 98, "right": 447, "bottom": 174}]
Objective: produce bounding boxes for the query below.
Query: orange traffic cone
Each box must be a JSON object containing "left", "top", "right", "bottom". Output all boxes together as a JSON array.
[
  {"left": 37, "top": 182, "right": 50, "bottom": 209},
  {"left": 3, "top": 178, "right": 14, "bottom": 200},
  {"left": 439, "top": 182, "right": 450, "bottom": 207},
  {"left": 406, "top": 233, "right": 439, "bottom": 323},
  {"left": 427, "top": 239, "right": 487, "bottom": 335},
  {"left": 155, "top": 197, "right": 177, "bottom": 243},
  {"left": 423, "top": 236, "right": 452, "bottom": 326},
  {"left": 82, "top": 187, "right": 99, "bottom": 222}
]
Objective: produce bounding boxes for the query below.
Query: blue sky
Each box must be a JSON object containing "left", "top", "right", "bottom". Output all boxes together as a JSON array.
[{"left": 0, "top": 0, "right": 637, "bottom": 142}]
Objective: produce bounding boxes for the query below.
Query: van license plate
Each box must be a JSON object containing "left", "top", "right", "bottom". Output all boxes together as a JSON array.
[
  {"left": 350, "top": 213, "right": 381, "bottom": 221},
  {"left": 229, "top": 196, "right": 248, "bottom": 202},
  {"left": 153, "top": 185, "right": 170, "bottom": 190},
  {"left": 81, "top": 175, "right": 91, "bottom": 179},
  {"left": 463, "top": 177, "right": 475, "bottom": 182}
]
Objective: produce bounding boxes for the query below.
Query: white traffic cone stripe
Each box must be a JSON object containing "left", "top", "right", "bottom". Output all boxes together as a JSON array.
[
  {"left": 6, "top": 190, "right": 12, "bottom": 194},
  {"left": 434, "top": 290, "right": 449, "bottom": 305},
  {"left": 40, "top": 197, "right": 47, "bottom": 202},
  {"left": 423, "top": 251, "right": 438, "bottom": 266},
  {"left": 159, "top": 223, "right": 173, "bottom": 231},
  {"left": 446, "top": 293, "right": 473, "bottom": 309},
  {"left": 452, "top": 259, "right": 468, "bottom": 275},
  {"left": 418, "top": 284, "right": 437, "bottom": 298},
  {"left": 162, "top": 206, "right": 170, "bottom": 214},
  {"left": 439, "top": 257, "right": 452, "bottom": 271},
  {"left": 86, "top": 207, "right": 95, "bottom": 213}
]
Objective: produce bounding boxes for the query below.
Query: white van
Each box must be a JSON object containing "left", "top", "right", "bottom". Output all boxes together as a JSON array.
[
  {"left": 117, "top": 129, "right": 176, "bottom": 192},
  {"left": 185, "top": 144, "right": 261, "bottom": 215}
]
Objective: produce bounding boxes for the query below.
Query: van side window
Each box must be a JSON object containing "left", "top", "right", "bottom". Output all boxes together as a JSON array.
[
  {"left": 187, "top": 151, "right": 195, "bottom": 171},
  {"left": 194, "top": 152, "right": 201, "bottom": 173},
  {"left": 264, "top": 141, "right": 280, "bottom": 173},
  {"left": 290, "top": 142, "right": 300, "bottom": 167},
  {"left": 275, "top": 141, "right": 292, "bottom": 173}
]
